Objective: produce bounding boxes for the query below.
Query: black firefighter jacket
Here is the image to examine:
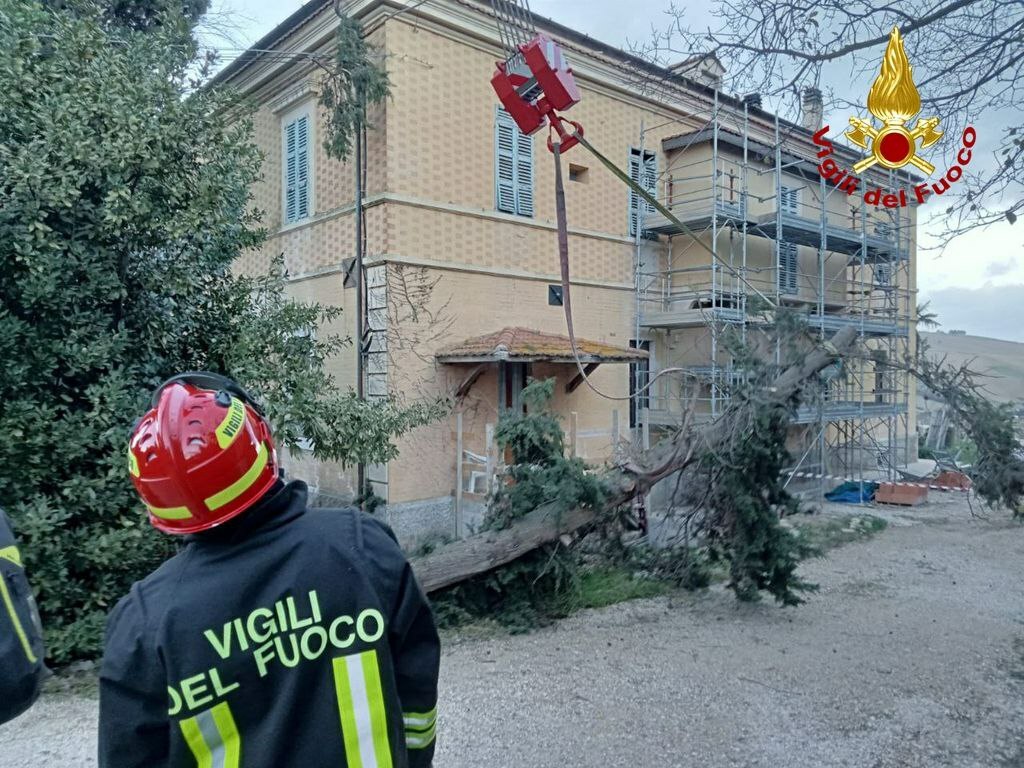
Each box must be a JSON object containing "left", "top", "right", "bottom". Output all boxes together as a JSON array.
[{"left": 99, "top": 480, "right": 440, "bottom": 768}]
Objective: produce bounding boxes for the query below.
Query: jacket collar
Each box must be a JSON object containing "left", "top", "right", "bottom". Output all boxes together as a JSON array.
[{"left": 188, "top": 480, "right": 307, "bottom": 545}]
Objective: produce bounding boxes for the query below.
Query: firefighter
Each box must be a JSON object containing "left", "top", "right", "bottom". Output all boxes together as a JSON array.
[{"left": 99, "top": 372, "right": 440, "bottom": 768}]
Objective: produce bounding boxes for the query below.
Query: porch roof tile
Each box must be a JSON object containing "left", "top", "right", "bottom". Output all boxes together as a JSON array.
[{"left": 436, "top": 327, "right": 648, "bottom": 364}]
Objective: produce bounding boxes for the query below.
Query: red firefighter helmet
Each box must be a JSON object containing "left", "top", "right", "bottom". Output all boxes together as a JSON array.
[{"left": 128, "top": 372, "right": 280, "bottom": 534}]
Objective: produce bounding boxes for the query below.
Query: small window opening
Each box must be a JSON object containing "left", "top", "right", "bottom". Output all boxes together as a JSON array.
[{"left": 568, "top": 164, "right": 589, "bottom": 183}]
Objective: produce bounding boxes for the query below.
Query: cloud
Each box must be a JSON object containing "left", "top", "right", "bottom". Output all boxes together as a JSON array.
[
  {"left": 922, "top": 283, "right": 1024, "bottom": 342},
  {"left": 985, "top": 257, "right": 1019, "bottom": 278}
]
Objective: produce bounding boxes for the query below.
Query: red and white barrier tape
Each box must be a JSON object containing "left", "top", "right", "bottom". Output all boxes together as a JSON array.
[{"left": 785, "top": 470, "right": 972, "bottom": 493}]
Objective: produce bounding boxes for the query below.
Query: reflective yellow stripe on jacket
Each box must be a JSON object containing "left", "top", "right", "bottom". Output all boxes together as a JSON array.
[
  {"left": 180, "top": 702, "right": 241, "bottom": 768},
  {"left": 0, "top": 569, "right": 36, "bottom": 664},
  {"left": 403, "top": 706, "right": 437, "bottom": 750},
  {"left": 333, "top": 649, "right": 393, "bottom": 768}
]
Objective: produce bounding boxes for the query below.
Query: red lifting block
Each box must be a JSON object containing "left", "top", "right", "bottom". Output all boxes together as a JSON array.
[{"left": 492, "top": 34, "right": 582, "bottom": 150}]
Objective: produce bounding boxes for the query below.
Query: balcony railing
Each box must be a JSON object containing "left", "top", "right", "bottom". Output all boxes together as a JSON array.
[{"left": 644, "top": 171, "right": 912, "bottom": 264}]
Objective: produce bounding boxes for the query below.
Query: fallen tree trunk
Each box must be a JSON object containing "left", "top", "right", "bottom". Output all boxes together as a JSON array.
[{"left": 412, "top": 327, "right": 857, "bottom": 593}]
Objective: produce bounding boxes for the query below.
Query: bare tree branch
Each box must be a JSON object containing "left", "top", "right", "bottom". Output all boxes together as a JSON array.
[{"left": 630, "top": 0, "right": 1024, "bottom": 243}]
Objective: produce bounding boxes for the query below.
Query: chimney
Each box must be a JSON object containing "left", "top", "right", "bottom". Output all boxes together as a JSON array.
[
  {"left": 669, "top": 53, "right": 725, "bottom": 90},
  {"left": 742, "top": 93, "right": 762, "bottom": 110},
  {"left": 802, "top": 87, "right": 823, "bottom": 131}
]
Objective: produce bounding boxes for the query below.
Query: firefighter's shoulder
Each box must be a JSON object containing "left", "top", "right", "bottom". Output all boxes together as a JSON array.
[
  {"left": 301, "top": 507, "right": 407, "bottom": 578},
  {"left": 103, "top": 548, "right": 188, "bottom": 654}
]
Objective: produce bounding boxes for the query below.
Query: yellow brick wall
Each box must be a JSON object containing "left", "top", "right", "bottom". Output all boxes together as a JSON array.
[
  {"left": 383, "top": 202, "right": 632, "bottom": 285},
  {"left": 383, "top": 266, "right": 634, "bottom": 504},
  {"left": 383, "top": 18, "right": 698, "bottom": 240}
]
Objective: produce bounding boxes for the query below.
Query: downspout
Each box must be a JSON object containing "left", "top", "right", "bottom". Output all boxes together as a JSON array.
[{"left": 355, "top": 122, "right": 365, "bottom": 497}]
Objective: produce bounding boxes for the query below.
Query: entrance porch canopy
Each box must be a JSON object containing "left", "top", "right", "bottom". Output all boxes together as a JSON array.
[{"left": 437, "top": 327, "right": 647, "bottom": 396}]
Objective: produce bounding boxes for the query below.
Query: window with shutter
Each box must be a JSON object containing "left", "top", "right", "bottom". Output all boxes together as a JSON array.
[
  {"left": 283, "top": 113, "right": 312, "bottom": 224},
  {"left": 629, "top": 148, "right": 657, "bottom": 236},
  {"left": 629, "top": 339, "right": 651, "bottom": 429},
  {"left": 778, "top": 242, "right": 799, "bottom": 294},
  {"left": 495, "top": 108, "right": 534, "bottom": 216},
  {"left": 875, "top": 262, "right": 892, "bottom": 286},
  {"left": 284, "top": 120, "right": 297, "bottom": 223},
  {"left": 295, "top": 115, "right": 309, "bottom": 220},
  {"left": 780, "top": 185, "right": 800, "bottom": 215}
]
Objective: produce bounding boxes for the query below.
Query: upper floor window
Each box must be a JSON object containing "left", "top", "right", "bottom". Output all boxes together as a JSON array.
[
  {"left": 495, "top": 107, "right": 534, "bottom": 217},
  {"left": 779, "top": 242, "right": 798, "bottom": 294},
  {"left": 283, "top": 112, "right": 311, "bottom": 224},
  {"left": 875, "top": 262, "right": 892, "bottom": 286},
  {"left": 629, "top": 147, "right": 657, "bottom": 236},
  {"left": 779, "top": 184, "right": 800, "bottom": 215},
  {"left": 629, "top": 339, "right": 651, "bottom": 429}
]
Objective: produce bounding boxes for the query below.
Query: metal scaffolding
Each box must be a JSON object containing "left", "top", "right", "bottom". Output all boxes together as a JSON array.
[{"left": 634, "top": 96, "right": 914, "bottom": 496}]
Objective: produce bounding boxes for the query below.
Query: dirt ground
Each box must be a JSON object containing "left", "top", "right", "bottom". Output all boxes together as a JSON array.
[{"left": 3, "top": 492, "right": 1023, "bottom": 767}]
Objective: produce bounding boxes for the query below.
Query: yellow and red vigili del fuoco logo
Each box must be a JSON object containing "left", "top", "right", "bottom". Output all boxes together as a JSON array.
[{"left": 812, "top": 27, "right": 977, "bottom": 208}]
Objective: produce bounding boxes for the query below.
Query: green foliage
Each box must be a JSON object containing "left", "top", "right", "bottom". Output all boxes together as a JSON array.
[
  {"left": 101, "top": 0, "right": 208, "bottom": 29},
  {"left": 42, "top": 0, "right": 209, "bottom": 31},
  {"left": 486, "top": 379, "right": 609, "bottom": 530},
  {"left": 431, "top": 547, "right": 578, "bottom": 634},
  {"left": 0, "top": 2, "right": 440, "bottom": 661},
  {"left": 704, "top": 405, "right": 819, "bottom": 605},
  {"left": 627, "top": 543, "right": 719, "bottom": 591},
  {"left": 692, "top": 311, "right": 823, "bottom": 605},
  {"left": 320, "top": 13, "right": 391, "bottom": 162},
  {"left": 433, "top": 379, "right": 613, "bottom": 630},
  {"left": 565, "top": 566, "right": 670, "bottom": 611},
  {"left": 914, "top": 337, "right": 1024, "bottom": 515}
]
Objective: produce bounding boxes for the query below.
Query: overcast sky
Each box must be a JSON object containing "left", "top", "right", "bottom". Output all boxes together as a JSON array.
[{"left": 203, "top": 0, "right": 1024, "bottom": 343}]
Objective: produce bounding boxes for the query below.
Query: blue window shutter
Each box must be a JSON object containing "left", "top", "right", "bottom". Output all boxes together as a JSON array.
[
  {"left": 284, "top": 119, "right": 298, "bottom": 223},
  {"left": 515, "top": 126, "right": 534, "bottom": 216},
  {"left": 629, "top": 148, "right": 657, "bottom": 236},
  {"left": 495, "top": 108, "right": 533, "bottom": 216},
  {"left": 642, "top": 151, "right": 657, "bottom": 214},
  {"left": 628, "top": 150, "right": 641, "bottom": 236},
  {"left": 296, "top": 115, "right": 310, "bottom": 219},
  {"left": 495, "top": 110, "right": 517, "bottom": 214}
]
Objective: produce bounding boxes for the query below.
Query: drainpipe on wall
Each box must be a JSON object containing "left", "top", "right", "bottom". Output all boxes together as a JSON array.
[{"left": 355, "top": 123, "right": 365, "bottom": 498}]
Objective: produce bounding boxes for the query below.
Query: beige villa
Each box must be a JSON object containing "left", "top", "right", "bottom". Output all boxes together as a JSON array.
[{"left": 217, "top": 0, "right": 917, "bottom": 538}]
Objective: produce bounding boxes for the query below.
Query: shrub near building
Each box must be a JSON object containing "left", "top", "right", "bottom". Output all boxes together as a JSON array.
[{"left": 0, "top": 3, "right": 438, "bottom": 662}]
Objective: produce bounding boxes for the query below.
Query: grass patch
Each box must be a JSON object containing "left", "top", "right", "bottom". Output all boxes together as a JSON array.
[
  {"left": 567, "top": 566, "right": 672, "bottom": 611},
  {"left": 432, "top": 555, "right": 675, "bottom": 637},
  {"left": 791, "top": 514, "right": 888, "bottom": 554}
]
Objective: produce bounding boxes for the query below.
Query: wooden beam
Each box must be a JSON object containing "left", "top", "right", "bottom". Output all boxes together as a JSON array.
[
  {"left": 455, "top": 363, "right": 487, "bottom": 399},
  {"left": 566, "top": 362, "right": 599, "bottom": 393}
]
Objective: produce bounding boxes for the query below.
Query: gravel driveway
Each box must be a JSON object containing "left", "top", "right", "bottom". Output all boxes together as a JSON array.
[{"left": 3, "top": 493, "right": 1023, "bottom": 767}]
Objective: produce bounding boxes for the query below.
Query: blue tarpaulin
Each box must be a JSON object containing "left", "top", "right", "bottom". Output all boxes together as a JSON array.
[{"left": 825, "top": 481, "right": 879, "bottom": 504}]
